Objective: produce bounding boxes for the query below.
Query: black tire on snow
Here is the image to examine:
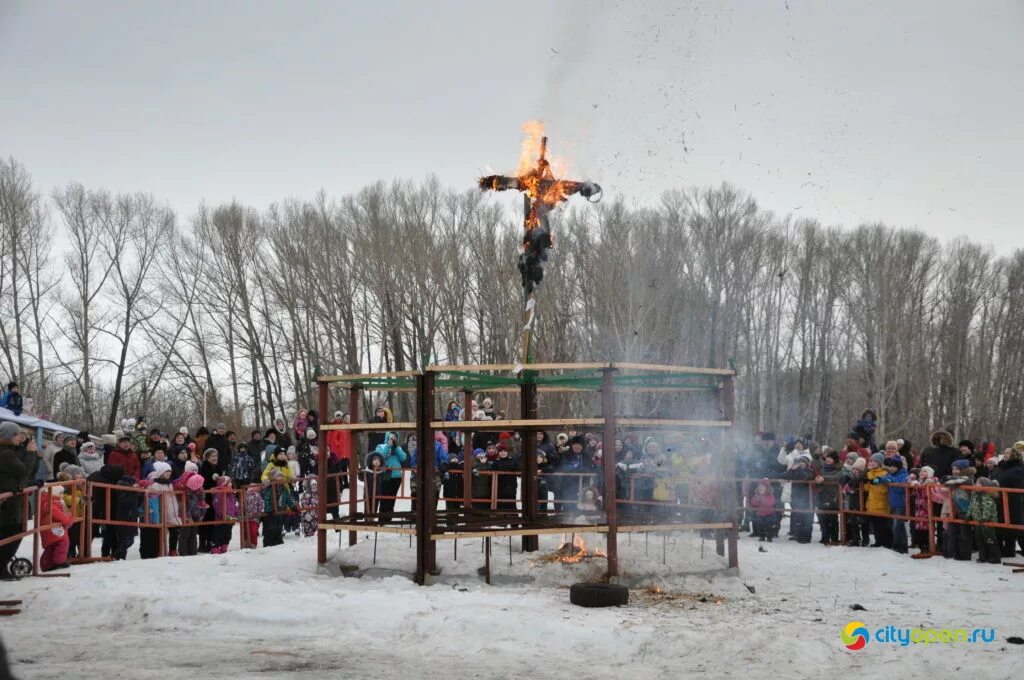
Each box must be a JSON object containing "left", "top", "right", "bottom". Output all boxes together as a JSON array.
[
  {"left": 569, "top": 582, "right": 629, "bottom": 608},
  {"left": 9, "top": 558, "right": 32, "bottom": 578}
]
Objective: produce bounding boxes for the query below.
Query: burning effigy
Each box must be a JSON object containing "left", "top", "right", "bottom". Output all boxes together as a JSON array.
[{"left": 479, "top": 122, "right": 602, "bottom": 371}]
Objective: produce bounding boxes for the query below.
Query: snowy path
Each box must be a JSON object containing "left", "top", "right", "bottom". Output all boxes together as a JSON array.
[{"left": 1, "top": 530, "right": 1020, "bottom": 679}]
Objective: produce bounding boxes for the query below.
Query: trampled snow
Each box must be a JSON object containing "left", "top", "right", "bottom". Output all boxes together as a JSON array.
[{"left": 1, "top": 526, "right": 1020, "bottom": 679}]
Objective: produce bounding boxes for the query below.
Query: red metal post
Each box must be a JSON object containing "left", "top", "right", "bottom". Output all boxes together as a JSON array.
[
  {"left": 317, "top": 379, "right": 330, "bottom": 565},
  {"left": 601, "top": 368, "right": 618, "bottom": 577},
  {"left": 348, "top": 385, "right": 361, "bottom": 547}
]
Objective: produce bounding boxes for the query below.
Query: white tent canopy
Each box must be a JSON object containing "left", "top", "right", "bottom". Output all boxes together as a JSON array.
[{"left": 0, "top": 406, "right": 80, "bottom": 436}]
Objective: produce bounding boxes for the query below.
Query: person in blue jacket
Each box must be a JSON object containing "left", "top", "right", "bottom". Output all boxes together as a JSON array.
[
  {"left": 0, "top": 383, "right": 23, "bottom": 416},
  {"left": 873, "top": 456, "right": 910, "bottom": 554},
  {"left": 374, "top": 431, "right": 407, "bottom": 521}
]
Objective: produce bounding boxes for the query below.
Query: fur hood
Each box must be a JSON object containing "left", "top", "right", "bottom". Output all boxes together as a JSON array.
[{"left": 930, "top": 430, "right": 954, "bottom": 447}]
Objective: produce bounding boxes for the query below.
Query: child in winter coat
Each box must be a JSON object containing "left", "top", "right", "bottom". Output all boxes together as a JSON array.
[
  {"left": 56, "top": 469, "right": 87, "bottom": 559},
  {"left": 242, "top": 485, "right": 264, "bottom": 549},
  {"left": 40, "top": 486, "right": 73, "bottom": 571},
  {"left": 113, "top": 475, "right": 141, "bottom": 560},
  {"left": 297, "top": 429, "right": 318, "bottom": 478},
  {"left": 300, "top": 479, "right": 318, "bottom": 537},
  {"left": 177, "top": 472, "right": 207, "bottom": 556},
  {"left": 968, "top": 478, "right": 1001, "bottom": 564},
  {"left": 748, "top": 479, "right": 777, "bottom": 541},
  {"left": 140, "top": 462, "right": 179, "bottom": 559},
  {"left": 261, "top": 467, "right": 296, "bottom": 547},
  {"left": 814, "top": 451, "right": 842, "bottom": 544},
  {"left": 841, "top": 456, "right": 870, "bottom": 546},
  {"left": 228, "top": 443, "right": 258, "bottom": 487},
  {"left": 873, "top": 457, "right": 910, "bottom": 554},
  {"left": 910, "top": 466, "right": 937, "bottom": 554},
  {"left": 211, "top": 475, "right": 239, "bottom": 553},
  {"left": 284, "top": 447, "right": 302, "bottom": 534},
  {"left": 865, "top": 454, "right": 891, "bottom": 548},
  {"left": 292, "top": 410, "right": 310, "bottom": 442},
  {"left": 943, "top": 460, "right": 975, "bottom": 560},
  {"left": 783, "top": 455, "right": 814, "bottom": 543}
]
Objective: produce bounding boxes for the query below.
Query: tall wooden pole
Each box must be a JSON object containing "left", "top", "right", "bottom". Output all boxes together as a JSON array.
[
  {"left": 723, "top": 376, "right": 739, "bottom": 569},
  {"left": 414, "top": 371, "right": 437, "bottom": 583},
  {"left": 462, "top": 390, "right": 474, "bottom": 510},
  {"left": 602, "top": 368, "right": 618, "bottom": 577},
  {"left": 348, "top": 385, "right": 361, "bottom": 547},
  {"left": 317, "top": 380, "right": 329, "bottom": 565},
  {"left": 520, "top": 378, "right": 539, "bottom": 552}
]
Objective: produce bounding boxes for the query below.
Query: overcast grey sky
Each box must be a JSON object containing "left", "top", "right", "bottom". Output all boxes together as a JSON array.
[{"left": 2, "top": 0, "right": 1022, "bottom": 249}]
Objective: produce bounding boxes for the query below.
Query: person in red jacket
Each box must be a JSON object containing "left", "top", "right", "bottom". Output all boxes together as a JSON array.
[
  {"left": 40, "top": 486, "right": 73, "bottom": 571},
  {"left": 107, "top": 436, "right": 141, "bottom": 481},
  {"left": 325, "top": 411, "right": 351, "bottom": 472}
]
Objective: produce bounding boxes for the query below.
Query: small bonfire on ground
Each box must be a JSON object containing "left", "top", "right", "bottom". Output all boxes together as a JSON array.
[{"left": 536, "top": 535, "right": 607, "bottom": 564}]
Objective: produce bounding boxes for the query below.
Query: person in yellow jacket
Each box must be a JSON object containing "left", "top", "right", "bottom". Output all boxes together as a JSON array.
[
  {"left": 261, "top": 447, "right": 295, "bottom": 484},
  {"left": 864, "top": 453, "right": 892, "bottom": 547},
  {"left": 55, "top": 467, "right": 87, "bottom": 559}
]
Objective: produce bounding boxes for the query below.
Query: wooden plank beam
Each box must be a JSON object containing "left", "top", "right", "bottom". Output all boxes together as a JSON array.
[
  {"left": 431, "top": 526, "right": 610, "bottom": 540},
  {"left": 320, "top": 422, "right": 418, "bottom": 432},
  {"left": 617, "top": 522, "right": 733, "bottom": 532},
  {"left": 427, "top": 362, "right": 610, "bottom": 373},
  {"left": 319, "top": 522, "right": 417, "bottom": 535},
  {"left": 432, "top": 418, "right": 604, "bottom": 431},
  {"left": 616, "top": 418, "right": 733, "bottom": 428},
  {"left": 317, "top": 370, "right": 421, "bottom": 383},
  {"left": 611, "top": 362, "right": 735, "bottom": 376}
]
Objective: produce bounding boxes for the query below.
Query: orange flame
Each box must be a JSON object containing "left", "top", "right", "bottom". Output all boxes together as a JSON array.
[{"left": 518, "top": 120, "right": 547, "bottom": 177}]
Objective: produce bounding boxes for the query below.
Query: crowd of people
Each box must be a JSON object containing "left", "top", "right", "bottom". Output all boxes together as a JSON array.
[
  {"left": 0, "top": 410, "right": 353, "bottom": 579},
  {"left": 1, "top": 398, "right": 1022, "bottom": 580},
  {"left": 737, "top": 410, "right": 1024, "bottom": 566}
]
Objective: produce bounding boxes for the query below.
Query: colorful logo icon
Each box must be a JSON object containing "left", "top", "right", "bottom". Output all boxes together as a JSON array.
[{"left": 842, "top": 621, "right": 869, "bottom": 650}]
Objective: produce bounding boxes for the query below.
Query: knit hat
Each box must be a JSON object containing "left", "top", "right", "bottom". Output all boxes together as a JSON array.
[
  {"left": 184, "top": 461, "right": 199, "bottom": 474},
  {"left": 919, "top": 466, "right": 935, "bottom": 481},
  {"left": 152, "top": 461, "right": 172, "bottom": 477},
  {"left": 333, "top": 411, "right": 344, "bottom": 419},
  {"left": 287, "top": 446, "right": 296, "bottom": 455},
  {"left": 472, "top": 448, "right": 485, "bottom": 458},
  {"left": 952, "top": 459, "right": 971, "bottom": 470},
  {"left": 203, "top": 448, "right": 218, "bottom": 458},
  {"left": 870, "top": 452, "right": 885, "bottom": 465},
  {"left": 179, "top": 426, "right": 189, "bottom": 436},
  {"left": 0, "top": 422, "right": 20, "bottom": 440},
  {"left": 185, "top": 474, "right": 204, "bottom": 491},
  {"left": 59, "top": 463, "right": 86, "bottom": 478},
  {"left": 844, "top": 450, "right": 860, "bottom": 464},
  {"left": 215, "top": 422, "right": 227, "bottom": 433},
  {"left": 852, "top": 458, "right": 866, "bottom": 472},
  {"left": 306, "top": 428, "right": 316, "bottom": 440}
]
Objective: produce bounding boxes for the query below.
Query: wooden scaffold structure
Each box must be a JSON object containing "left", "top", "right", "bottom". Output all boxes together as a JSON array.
[{"left": 314, "top": 362, "right": 739, "bottom": 584}]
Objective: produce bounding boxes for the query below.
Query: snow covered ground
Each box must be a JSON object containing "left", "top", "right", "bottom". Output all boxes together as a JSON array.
[{"left": 1, "top": 524, "right": 1021, "bottom": 679}]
